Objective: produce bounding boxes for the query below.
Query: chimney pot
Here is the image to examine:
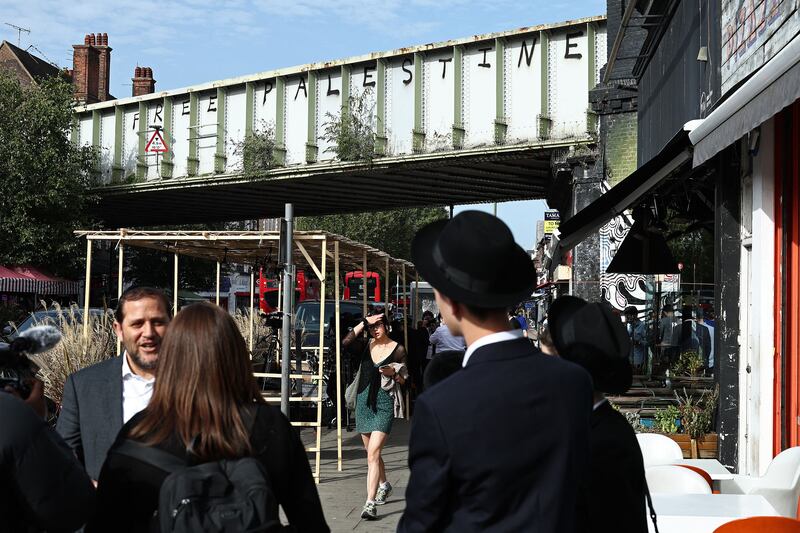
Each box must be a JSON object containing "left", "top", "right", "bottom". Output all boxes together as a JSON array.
[
  {"left": 135, "top": 66, "right": 141, "bottom": 77},
  {"left": 146, "top": 67, "right": 153, "bottom": 78},
  {"left": 84, "top": 34, "right": 91, "bottom": 45}
]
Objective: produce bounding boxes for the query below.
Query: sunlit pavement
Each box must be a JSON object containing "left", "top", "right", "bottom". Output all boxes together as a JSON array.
[{"left": 300, "top": 418, "right": 411, "bottom": 532}]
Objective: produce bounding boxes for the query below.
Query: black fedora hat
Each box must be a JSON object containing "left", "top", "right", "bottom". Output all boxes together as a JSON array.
[
  {"left": 548, "top": 296, "right": 632, "bottom": 394},
  {"left": 411, "top": 211, "right": 536, "bottom": 308}
]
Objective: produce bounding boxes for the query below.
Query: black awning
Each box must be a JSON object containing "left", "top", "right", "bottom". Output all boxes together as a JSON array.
[{"left": 555, "top": 128, "right": 693, "bottom": 254}]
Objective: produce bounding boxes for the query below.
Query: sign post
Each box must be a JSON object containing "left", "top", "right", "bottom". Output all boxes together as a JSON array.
[{"left": 145, "top": 126, "right": 169, "bottom": 178}]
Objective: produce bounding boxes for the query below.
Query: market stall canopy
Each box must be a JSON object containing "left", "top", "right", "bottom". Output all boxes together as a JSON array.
[
  {"left": 0, "top": 266, "right": 80, "bottom": 295},
  {"left": 73, "top": 229, "right": 417, "bottom": 277}
]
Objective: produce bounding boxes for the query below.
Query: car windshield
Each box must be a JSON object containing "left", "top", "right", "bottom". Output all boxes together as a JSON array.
[
  {"left": 7, "top": 309, "right": 103, "bottom": 339},
  {"left": 295, "top": 302, "right": 363, "bottom": 331}
]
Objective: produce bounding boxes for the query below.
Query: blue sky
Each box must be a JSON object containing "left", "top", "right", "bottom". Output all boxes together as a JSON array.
[{"left": 2, "top": 0, "right": 603, "bottom": 248}]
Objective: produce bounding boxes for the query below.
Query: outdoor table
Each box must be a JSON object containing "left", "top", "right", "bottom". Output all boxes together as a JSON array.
[
  {"left": 676, "top": 459, "right": 734, "bottom": 480},
  {"left": 647, "top": 494, "right": 779, "bottom": 533}
]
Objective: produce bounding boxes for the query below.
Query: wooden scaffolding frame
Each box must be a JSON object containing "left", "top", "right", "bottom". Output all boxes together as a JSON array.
[{"left": 75, "top": 229, "right": 416, "bottom": 482}]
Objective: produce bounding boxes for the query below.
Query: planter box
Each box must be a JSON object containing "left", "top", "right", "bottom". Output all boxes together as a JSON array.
[{"left": 663, "top": 433, "right": 718, "bottom": 459}]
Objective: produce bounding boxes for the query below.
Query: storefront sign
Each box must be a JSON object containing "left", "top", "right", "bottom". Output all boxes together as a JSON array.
[{"left": 543, "top": 210, "right": 560, "bottom": 236}]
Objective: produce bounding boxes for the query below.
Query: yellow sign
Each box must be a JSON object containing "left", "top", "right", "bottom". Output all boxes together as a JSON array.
[{"left": 543, "top": 220, "right": 560, "bottom": 235}]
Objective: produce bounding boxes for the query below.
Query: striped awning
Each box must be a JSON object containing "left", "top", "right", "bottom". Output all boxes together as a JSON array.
[{"left": 0, "top": 266, "right": 80, "bottom": 295}]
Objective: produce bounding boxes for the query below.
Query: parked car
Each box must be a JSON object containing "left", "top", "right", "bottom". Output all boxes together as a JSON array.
[
  {"left": 294, "top": 300, "right": 365, "bottom": 351},
  {"left": 3, "top": 308, "right": 106, "bottom": 341}
]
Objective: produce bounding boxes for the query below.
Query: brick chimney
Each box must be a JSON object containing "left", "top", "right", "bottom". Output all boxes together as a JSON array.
[
  {"left": 96, "top": 33, "right": 112, "bottom": 101},
  {"left": 72, "top": 33, "right": 101, "bottom": 103},
  {"left": 132, "top": 66, "right": 156, "bottom": 97}
]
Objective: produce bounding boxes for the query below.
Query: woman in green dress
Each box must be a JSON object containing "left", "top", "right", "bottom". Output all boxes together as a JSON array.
[{"left": 343, "top": 310, "right": 406, "bottom": 521}]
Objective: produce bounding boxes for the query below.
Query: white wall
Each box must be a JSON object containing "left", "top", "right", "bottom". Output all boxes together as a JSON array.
[
  {"left": 197, "top": 91, "right": 217, "bottom": 174},
  {"left": 317, "top": 70, "right": 342, "bottom": 161},
  {"left": 386, "top": 56, "right": 415, "bottom": 155},
  {"left": 99, "top": 111, "right": 115, "bottom": 184},
  {"left": 424, "top": 50, "right": 455, "bottom": 150},
  {"left": 171, "top": 95, "right": 190, "bottom": 178},
  {"left": 507, "top": 36, "right": 543, "bottom": 142},
  {"left": 741, "top": 118, "right": 776, "bottom": 476},
  {"left": 285, "top": 76, "right": 309, "bottom": 165},
  {"left": 226, "top": 87, "right": 247, "bottom": 172},
  {"left": 464, "top": 43, "right": 496, "bottom": 147}
]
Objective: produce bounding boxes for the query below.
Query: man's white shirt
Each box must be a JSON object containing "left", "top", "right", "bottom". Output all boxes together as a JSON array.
[
  {"left": 462, "top": 329, "right": 525, "bottom": 367},
  {"left": 121, "top": 353, "right": 155, "bottom": 423}
]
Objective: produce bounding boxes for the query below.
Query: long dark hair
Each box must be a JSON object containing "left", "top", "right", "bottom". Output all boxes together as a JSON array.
[{"left": 129, "top": 302, "right": 264, "bottom": 460}]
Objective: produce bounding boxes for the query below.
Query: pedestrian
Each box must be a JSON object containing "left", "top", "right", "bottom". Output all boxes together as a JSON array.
[
  {"left": 343, "top": 310, "right": 408, "bottom": 520},
  {"left": 697, "top": 308, "right": 715, "bottom": 370},
  {"left": 87, "top": 302, "right": 328, "bottom": 532},
  {"left": 428, "top": 314, "right": 466, "bottom": 354},
  {"left": 1, "top": 381, "right": 96, "bottom": 532},
  {"left": 398, "top": 211, "right": 593, "bottom": 532},
  {"left": 548, "top": 296, "right": 648, "bottom": 533},
  {"left": 57, "top": 286, "right": 172, "bottom": 482},
  {"left": 623, "top": 305, "right": 647, "bottom": 370},
  {"left": 658, "top": 304, "right": 679, "bottom": 365}
]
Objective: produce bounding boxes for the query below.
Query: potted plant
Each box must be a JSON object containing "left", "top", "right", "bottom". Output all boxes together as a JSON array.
[{"left": 675, "top": 385, "right": 719, "bottom": 458}]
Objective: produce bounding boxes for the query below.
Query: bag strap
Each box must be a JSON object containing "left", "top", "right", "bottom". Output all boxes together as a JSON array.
[
  {"left": 644, "top": 478, "right": 659, "bottom": 533},
  {"left": 114, "top": 439, "right": 186, "bottom": 473}
]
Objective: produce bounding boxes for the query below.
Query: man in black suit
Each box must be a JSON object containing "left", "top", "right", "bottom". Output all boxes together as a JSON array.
[
  {"left": 398, "top": 211, "right": 593, "bottom": 532},
  {"left": 548, "top": 296, "right": 648, "bottom": 533},
  {"left": 56, "top": 287, "right": 171, "bottom": 481}
]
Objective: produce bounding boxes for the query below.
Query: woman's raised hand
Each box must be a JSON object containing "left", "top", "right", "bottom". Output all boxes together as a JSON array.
[{"left": 366, "top": 314, "right": 385, "bottom": 325}]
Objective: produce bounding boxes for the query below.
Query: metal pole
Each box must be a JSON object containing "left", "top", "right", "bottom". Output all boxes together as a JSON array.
[
  {"left": 402, "top": 264, "right": 409, "bottom": 419},
  {"left": 215, "top": 261, "right": 221, "bottom": 306},
  {"left": 362, "top": 251, "right": 368, "bottom": 317},
  {"left": 83, "top": 240, "right": 92, "bottom": 341},
  {"left": 384, "top": 257, "right": 390, "bottom": 317},
  {"left": 334, "top": 241, "right": 342, "bottom": 471},
  {"left": 117, "top": 243, "right": 124, "bottom": 356},
  {"left": 249, "top": 269, "right": 255, "bottom": 354},
  {"left": 173, "top": 253, "right": 179, "bottom": 314},
  {"left": 280, "top": 204, "right": 294, "bottom": 417}
]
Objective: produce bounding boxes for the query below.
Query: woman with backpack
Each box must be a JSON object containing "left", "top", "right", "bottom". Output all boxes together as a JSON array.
[{"left": 88, "top": 302, "right": 329, "bottom": 532}]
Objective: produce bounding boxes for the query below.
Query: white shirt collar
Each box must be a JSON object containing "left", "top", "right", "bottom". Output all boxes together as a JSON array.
[
  {"left": 462, "top": 329, "right": 525, "bottom": 367},
  {"left": 593, "top": 398, "right": 608, "bottom": 411},
  {"left": 121, "top": 352, "right": 154, "bottom": 382}
]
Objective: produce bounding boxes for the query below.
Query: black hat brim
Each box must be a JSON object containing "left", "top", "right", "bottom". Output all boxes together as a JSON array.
[{"left": 412, "top": 219, "right": 536, "bottom": 308}]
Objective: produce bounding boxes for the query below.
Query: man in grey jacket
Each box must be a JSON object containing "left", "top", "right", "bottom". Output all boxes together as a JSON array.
[{"left": 56, "top": 287, "right": 171, "bottom": 481}]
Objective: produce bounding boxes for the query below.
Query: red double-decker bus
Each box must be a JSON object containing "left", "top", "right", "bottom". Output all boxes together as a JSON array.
[
  {"left": 257, "top": 269, "right": 320, "bottom": 312},
  {"left": 343, "top": 271, "right": 381, "bottom": 302}
]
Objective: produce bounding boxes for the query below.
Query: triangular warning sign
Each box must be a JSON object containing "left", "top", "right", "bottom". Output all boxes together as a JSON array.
[{"left": 145, "top": 130, "right": 168, "bottom": 153}]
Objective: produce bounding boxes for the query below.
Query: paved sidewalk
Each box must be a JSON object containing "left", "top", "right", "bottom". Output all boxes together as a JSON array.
[{"left": 300, "top": 419, "right": 411, "bottom": 532}]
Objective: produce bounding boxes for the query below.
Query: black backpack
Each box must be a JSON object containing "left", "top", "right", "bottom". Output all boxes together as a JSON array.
[{"left": 114, "top": 420, "right": 285, "bottom": 533}]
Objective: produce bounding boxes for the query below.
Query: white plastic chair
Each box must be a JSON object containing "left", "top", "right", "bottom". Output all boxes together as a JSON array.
[
  {"left": 636, "top": 433, "right": 684, "bottom": 466},
  {"left": 720, "top": 447, "right": 800, "bottom": 518},
  {"left": 646, "top": 465, "right": 712, "bottom": 494}
]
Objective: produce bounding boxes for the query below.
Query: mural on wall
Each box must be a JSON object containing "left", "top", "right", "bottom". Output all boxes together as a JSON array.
[
  {"left": 599, "top": 211, "right": 681, "bottom": 312},
  {"left": 721, "top": 0, "right": 795, "bottom": 93}
]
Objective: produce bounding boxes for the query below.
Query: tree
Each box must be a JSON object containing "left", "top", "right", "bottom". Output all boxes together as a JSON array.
[
  {"left": 0, "top": 71, "right": 98, "bottom": 278},
  {"left": 124, "top": 222, "right": 249, "bottom": 291},
  {"left": 296, "top": 207, "right": 448, "bottom": 260}
]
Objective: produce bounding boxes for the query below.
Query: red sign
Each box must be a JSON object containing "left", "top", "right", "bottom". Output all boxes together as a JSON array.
[{"left": 145, "top": 130, "right": 168, "bottom": 153}]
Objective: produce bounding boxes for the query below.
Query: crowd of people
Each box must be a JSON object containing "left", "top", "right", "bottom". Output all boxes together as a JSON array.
[{"left": 2, "top": 210, "right": 654, "bottom": 532}]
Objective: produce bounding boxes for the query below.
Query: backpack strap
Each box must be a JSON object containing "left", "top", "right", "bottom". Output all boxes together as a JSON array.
[{"left": 114, "top": 439, "right": 187, "bottom": 473}]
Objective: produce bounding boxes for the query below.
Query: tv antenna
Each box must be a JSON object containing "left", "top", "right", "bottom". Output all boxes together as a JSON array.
[{"left": 4, "top": 22, "right": 30, "bottom": 46}]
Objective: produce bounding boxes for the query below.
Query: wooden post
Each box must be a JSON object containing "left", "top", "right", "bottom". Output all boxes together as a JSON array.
[
  {"left": 315, "top": 239, "right": 327, "bottom": 482},
  {"left": 384, "top": 257, "right": 390, "bottom": 317},
  {"left": 249, "top": 269, "right": 255, "bottom": 353},
  {"left": 117, "top": 242, "right": 124, "bottom": 356},
  {"left": 215, "top": 260, "right": 221, "bottom": 306},
  {"left": 83, "top": 239, "right": 92, "bottom": 341},
  {"left": 334, "top": 241, "right": 342, "bottom": 471},
  {"left": 362, "top": 251, "right": 368, "bottom": 317},
  {"left": 173, "top": 253, "right": 179, "bottom": 314}
]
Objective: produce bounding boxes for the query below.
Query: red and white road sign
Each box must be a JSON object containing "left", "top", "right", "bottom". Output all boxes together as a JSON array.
[{"left": 145, "top": 130, "right": 168, "bottom": 153}]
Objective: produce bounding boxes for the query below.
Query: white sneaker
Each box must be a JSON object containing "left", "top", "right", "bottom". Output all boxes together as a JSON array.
[
  {"left": 375, "top": 483, "right": 393, "bottom": 505},
  {"left": 361, "top": 501, "right": 377, "bottom": 520}
]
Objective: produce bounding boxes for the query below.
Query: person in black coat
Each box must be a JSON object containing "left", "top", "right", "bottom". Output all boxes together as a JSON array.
[
  {"left": 87, "top": 302, "right": 328, "bottom": 533},
  {"left": 0, "top": 383, "right": 95, "bottom": 532},
  {"left": 398, "top": 211, "right": 593, "bottom": 532},
  {"left": 548, "top": 296, "right": 648, "bottom": 533}
]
